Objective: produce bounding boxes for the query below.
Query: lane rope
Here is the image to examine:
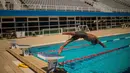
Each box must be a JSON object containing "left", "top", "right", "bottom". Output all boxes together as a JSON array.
[{"left": 59, "top": 44, "right": 130, "bottom": 65}]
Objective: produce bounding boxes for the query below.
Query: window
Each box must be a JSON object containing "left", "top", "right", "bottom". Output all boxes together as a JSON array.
[
  {"left": 15, "top": 17, "right": 27, "bottom": 22},
  {"left": 28, "top": 18, "right": 38, "bottom": 21},
  {"left": 2, "top": 18, "right": 14, "bottom": 22},
  {"left": 39, "top": 17, "right": 49, "bottom": 21}
]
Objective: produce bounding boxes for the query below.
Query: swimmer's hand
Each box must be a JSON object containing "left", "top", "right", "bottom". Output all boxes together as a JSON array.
[
  {"left": 58, "top": 53, "right": 60, "bottom": 55},
  {"left": 58, "top": 49, "right": 61, "bottom": 55},
  {"left": 58, "top": 46, "right": 64, "bottom": 55}
]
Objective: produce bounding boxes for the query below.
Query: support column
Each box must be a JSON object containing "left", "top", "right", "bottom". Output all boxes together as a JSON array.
[
  {"left": 21, "top": 48, "right": 30, "bottom": 56},
  {"left": 0, "top": 18, "right": 2, "bottom": 36},
  {"left": 58, "top": 17, "right": 60, "bottom": 34},
  {"left": 38, "top": 17, "right": 40, "bottom": 35},
  {"left": 96, "top": 17, "right": 99, "bottom": 30},
  {"left": 27, "top": 17, "right": 29, "bottom": 36},
  {"left": 49, "top": 17, "right": 50, "bottom": 35}
]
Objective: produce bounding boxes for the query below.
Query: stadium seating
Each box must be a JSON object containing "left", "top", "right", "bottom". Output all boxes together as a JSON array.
[
  {"left": 99, "top": 0, "right": 130, "bottom": 9},
  {"left": 0, "top": 0, "right": 6, "bottom": 10},
  {"left": 0, "top": 2, "right": 3, "bottom": 9},
  {"left": 114, "top": 0, "right": 130, "bottom": 7},
  {"left": 0, "top": 0, "right": 130, "bottom": 12},
  {"left": 21, "top": 0, "right": 98, "bottom": 11},
  {"left": 93, "top": 2, "right": 113, "bottom": 12}
]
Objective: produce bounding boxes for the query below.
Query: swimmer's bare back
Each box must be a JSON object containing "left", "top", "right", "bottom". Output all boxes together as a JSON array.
[
  {"left": 62, "top": 31, "right": 97, "bottom": 41},
  {"left": 62, "top": 32, "right": 75, "bottom": 35}
]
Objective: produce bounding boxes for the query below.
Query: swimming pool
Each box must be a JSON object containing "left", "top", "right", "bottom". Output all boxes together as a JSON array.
[{"left": 30, "top": 33, "right": 130, "bottom": 73}]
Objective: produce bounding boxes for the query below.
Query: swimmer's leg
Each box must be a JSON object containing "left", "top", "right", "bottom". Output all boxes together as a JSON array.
[{"left": 83, "top": 38, "right": 106, "bottom": 48}]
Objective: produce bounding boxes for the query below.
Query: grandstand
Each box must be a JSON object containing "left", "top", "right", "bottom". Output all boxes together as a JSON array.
[
  {"left": 114, "top": 0, "right": 130, "bottom": 8},
  {"left": 0, "top": 0, "right": 130, "bottom": 12},
  {"left": 20, "top": 0, "right": 97, "bottom": 11},
  {"left": 0, "top": 0, "right": 130, "bottom": 38},
  {"left": 99, "top": 0, "right": 130, "bottom": 9},
  {"left": 0, "top": 2, "right": 3, "bottom": 9},
  {"left": 98, "top": 0, "right": 130, "bottom": 12}
]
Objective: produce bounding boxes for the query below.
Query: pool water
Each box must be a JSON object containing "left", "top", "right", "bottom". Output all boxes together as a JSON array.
[{"left": 30, "top": 33, "right": 130, "bottom": 73}]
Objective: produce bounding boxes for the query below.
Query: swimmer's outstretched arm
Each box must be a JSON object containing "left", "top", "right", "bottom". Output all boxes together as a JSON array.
[
  {"left": 58, "top": 39, "right": 73, "bottom": 55},
  {"left": 58, "top": 36, "right": 78, "bottom": 55}
]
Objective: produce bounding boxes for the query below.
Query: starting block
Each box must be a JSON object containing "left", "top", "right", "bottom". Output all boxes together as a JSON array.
[{"left": 37, "top": 52, "right": 64, "bottom": 73}]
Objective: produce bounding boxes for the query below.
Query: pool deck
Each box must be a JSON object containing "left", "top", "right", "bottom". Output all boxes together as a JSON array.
[
  {"left": 16, "top": 28, "right": 130, "bottom": 47},
  {"left": 5, "top": 28, "right": 130, "bottom": 73},
  {"left": 0, "top": 40, "right": 24, "bottom": 73},
  {"left": 7, "top": 49, "right": 47, "bottom": 73}
]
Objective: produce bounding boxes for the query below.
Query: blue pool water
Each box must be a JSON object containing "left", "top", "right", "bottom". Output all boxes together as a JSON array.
[{"left": 30, "top": 33, "right": 130, "bottom": 73}]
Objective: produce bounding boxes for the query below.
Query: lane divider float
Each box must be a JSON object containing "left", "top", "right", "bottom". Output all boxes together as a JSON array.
[{"left": 59, "top": 44, "right": 130, "bottom": 65}]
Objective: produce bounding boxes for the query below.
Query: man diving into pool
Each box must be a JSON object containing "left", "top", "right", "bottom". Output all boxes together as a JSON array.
[{"left": 58, "top": 31, "right": 106, "bottom": 55}]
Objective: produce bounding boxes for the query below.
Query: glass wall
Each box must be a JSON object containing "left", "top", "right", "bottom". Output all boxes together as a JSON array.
[{"left": 0, "top": 16, "right": 130, "bottom": 37}]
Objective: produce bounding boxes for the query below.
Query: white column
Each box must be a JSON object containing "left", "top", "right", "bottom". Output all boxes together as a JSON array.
[{"left": 96, "top": 17, "right": 99, "bottom": 30}]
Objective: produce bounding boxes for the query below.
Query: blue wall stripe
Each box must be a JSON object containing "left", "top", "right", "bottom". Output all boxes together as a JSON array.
[{"left": 0, "top": 10, "right": 130, "bottom": 16}]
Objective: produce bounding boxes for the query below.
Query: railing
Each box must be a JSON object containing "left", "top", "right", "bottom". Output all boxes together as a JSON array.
[
  {"left": 19, "top": 4, "right": 100, "bottom": 12},
  {"left": 18, "top": 24, "right": 125, "bottom": 37},
  {"left": 23, "top": 27, "right": 77, "bottom": 36},
  {"left": 1, "top": 24, "right": 128, "bottom": 38}
]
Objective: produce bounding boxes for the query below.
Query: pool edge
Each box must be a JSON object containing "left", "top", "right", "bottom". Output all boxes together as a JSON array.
[{"left": 7, "top": 49, "right": 47, "bottom": 73}]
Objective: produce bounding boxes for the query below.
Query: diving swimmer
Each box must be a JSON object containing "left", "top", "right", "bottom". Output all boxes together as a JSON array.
[{"left": 58, "top": 31, "right": 106, "bottom": 54}]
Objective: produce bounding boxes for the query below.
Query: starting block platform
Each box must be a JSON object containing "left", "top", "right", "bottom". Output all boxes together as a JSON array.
[
  {"left": 37, "top": 53, "right": 64, "bottom": 60},
  {"left": 37, "top": 53, "right": 65, "bottom": 73}
]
